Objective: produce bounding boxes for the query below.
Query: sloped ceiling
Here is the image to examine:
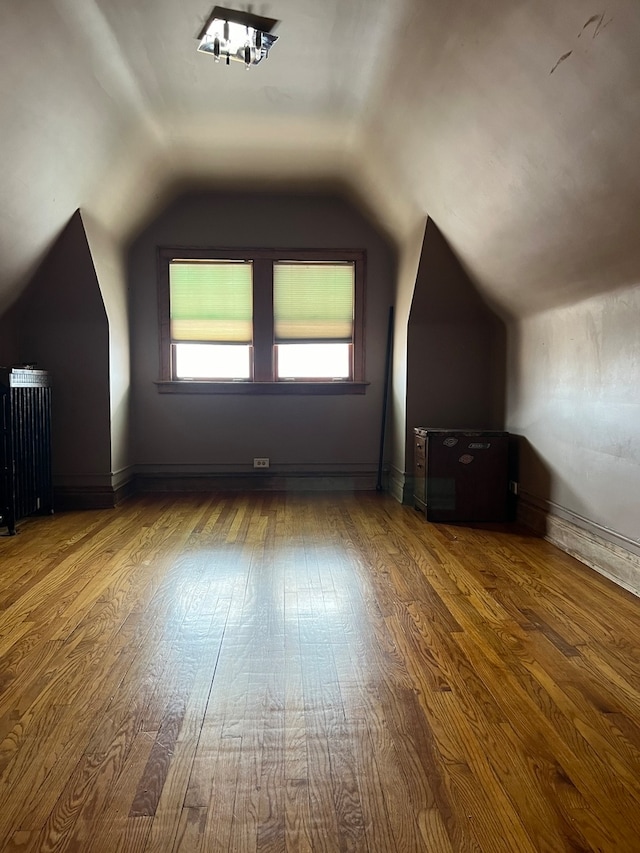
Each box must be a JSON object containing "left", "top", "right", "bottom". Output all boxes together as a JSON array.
[{"left": 1, "top": 0, "right": 640, "bottom": 316}]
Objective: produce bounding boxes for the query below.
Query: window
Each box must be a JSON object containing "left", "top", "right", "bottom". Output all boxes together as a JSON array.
[
  {"left": 157, "top": 248, "right": 366, "bottom": 393},
  {"left": 169, "top": 260, "right": 253, "bottom": 379}
]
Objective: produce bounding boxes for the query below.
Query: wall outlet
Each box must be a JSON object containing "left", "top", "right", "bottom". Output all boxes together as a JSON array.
[{"left": 253, "top": 457, "right": 270, "bottom": 469}]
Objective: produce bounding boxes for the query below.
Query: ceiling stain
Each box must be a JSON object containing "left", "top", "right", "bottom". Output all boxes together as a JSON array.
[
  {"left": 550, "top": 51, "right": 573, "bottom": 75},
  {"left": 552, "top": 11, "right": 614, "bottom": 74},
  {"left": 579, "top": 13, "right": 613, "bottom": 38}
]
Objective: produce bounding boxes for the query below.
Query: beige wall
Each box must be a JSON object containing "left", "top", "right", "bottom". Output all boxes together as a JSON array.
[
  {"left": 507, "top": 283, "right": 640, "bottom": 553},
  {"left": 361, "top": 0, "right": 640, "bottom": 317},
  {"left": 82, "top": 213, "right": 132, "bottom": 485},
  {"left": 388, "top": 219, "right": 425, "bottom": 492},
  {"left": 127, "top": 190, "right": 397, "bottom": 478}
]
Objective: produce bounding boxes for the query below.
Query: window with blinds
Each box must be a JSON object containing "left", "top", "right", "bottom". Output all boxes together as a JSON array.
[
  {"left": 273, "top": 262, "right": 354, "bottom": 379},
  {"left": 158, "top": 248, "right": 366, "bottom": 390},
  {"left": 169, "top": 261, "right": 252, "bottom": 344},
  {"left": 169, "top": 261, "right": 253, "bottom": 379}
]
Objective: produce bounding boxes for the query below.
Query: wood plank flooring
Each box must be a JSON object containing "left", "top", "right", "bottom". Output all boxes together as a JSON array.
[{"left": 0, "top": 492, "right": 639, "bottom": 852}]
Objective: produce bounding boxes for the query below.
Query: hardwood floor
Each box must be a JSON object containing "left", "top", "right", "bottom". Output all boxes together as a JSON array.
[{"left": 0, "top": 492, "right": 639, "bottom": 852}]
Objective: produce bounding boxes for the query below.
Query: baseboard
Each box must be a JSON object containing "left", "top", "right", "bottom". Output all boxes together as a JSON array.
[
  {"left": 112, "top": 467, "right": 136, "bottom": 504},
  {"left": 53, "top": 468, "right": 136, "bottom": 510},
  {"left": 52, "top": 465, "right": 391, "bottom": 506},
  {"left": 54, "top": 486, "right": 118, "bottom": 510},
  {"left": 518, "top": 492, "right": 640, "bottom": 598},
  {"left": 389, "top": 466, "right": 412, "bottom": 504},
  {"left": 134, "top": 466, "right": 379, "bottom": 493}
]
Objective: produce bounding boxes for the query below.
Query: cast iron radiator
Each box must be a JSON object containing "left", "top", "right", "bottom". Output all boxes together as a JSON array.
[{"left": 0, "top": 368, "right": 53, "bottom": 535}]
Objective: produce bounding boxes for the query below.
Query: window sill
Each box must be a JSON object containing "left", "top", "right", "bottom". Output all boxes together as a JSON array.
[{"left": 155, "top": 381, "right": 368, "bottom": 395}]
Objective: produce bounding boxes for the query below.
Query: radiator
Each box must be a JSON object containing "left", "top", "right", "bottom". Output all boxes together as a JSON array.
[{"left": 0, "top": 368, "right": 53, "bottom": 535}]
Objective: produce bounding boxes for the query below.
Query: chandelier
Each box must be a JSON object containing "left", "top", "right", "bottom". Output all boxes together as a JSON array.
[{"left": 197, "top": 6, "right": 279, "bottom": 68}]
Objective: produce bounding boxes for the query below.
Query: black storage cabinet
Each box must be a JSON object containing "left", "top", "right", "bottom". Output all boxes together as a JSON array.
[
  {"left": 414, "top": 428, "right": 509, "bottom": 522},
  {"left": 0, "top": 368, "right": 53, "bottom": 535}
]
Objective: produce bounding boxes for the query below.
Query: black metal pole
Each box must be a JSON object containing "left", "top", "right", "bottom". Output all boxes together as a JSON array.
[{"left": 376, "top": 306, "right": 394, "bottom": 492}]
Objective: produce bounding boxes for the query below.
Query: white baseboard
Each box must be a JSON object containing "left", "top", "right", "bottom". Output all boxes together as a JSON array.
[{"left": 518, "top": 492, "right": 640, "bottom": 598}]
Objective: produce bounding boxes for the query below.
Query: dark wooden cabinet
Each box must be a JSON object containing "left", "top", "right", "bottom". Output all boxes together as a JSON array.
[
  {"left": 414, "top": 428, "right": 509, "bottom": 522},
  {"left": 413, "top": 429, "right": 427, "bottom": 512}
]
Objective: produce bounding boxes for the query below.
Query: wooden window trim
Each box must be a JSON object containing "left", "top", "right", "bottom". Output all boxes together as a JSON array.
[
  {"left": 157, "top": 247, "right": 366, "bottom": 393},
  {"left": 155, "top": 380, "right": 368, "bottom": 395}
]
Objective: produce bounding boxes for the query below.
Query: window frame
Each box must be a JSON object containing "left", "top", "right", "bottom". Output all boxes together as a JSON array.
[{"left": 156, "top": 247, "right": 367, "bottom": 394}]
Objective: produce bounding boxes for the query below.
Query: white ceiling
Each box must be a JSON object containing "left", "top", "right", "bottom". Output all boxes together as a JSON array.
[{"left": 2, "top": 0, "right": 640, "bottom": 316}]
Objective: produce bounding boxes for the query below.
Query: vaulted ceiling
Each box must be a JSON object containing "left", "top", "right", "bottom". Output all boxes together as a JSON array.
[{"left": 2, "top": 0, "right": 640, "bottom": 317}]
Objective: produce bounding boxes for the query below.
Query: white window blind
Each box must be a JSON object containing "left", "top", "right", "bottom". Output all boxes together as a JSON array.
[
  {"left": 273, "top": 262, "right": 354, "bottom": 343},
  {"left": 169, "top": 261, "right": 253, "bottom": 343}
]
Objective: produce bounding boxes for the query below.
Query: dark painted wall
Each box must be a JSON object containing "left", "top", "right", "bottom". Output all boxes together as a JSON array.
[
  {"left": 128, "top": 190, "right": 397, "bottom": 478},
  {"left": 406, "top": 219, "right": 506, "bottom": 471},
  {"left": 0, "top": 212, "right": 111, "bottom": 491}
]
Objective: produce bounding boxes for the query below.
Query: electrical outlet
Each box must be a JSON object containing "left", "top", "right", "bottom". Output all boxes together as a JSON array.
[{"left": 253, "top": 457, "right": 270, "bottom": 469}]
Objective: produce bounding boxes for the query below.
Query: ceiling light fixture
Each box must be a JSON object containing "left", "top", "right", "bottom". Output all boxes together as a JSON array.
[{"left": 197, "top": 5, "right": 279, "bottom": 68}]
